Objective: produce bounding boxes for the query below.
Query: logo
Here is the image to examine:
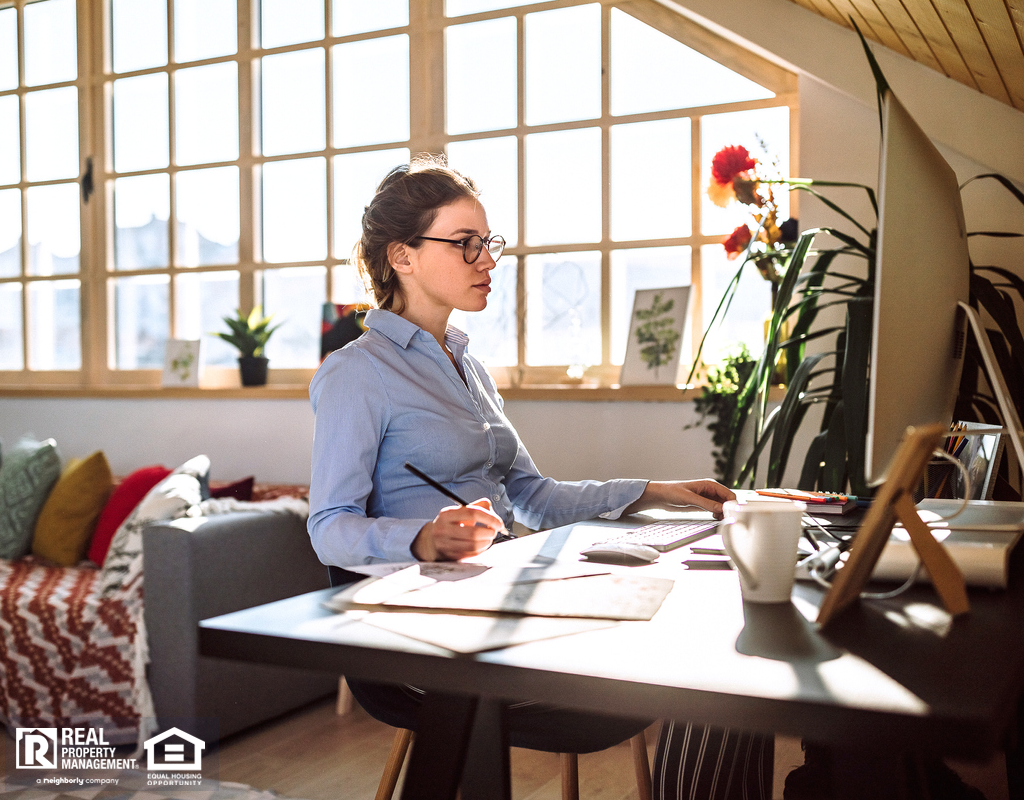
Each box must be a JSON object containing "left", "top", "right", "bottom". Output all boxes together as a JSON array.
[
  {"left": 16, "top": 728, "right": 58, "bottom": 769},
  {"left": 143, "top": 727, "right": 206, "bottom": 771}
]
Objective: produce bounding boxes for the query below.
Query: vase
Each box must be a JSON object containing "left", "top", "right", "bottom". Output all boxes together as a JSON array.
[{"left": 238, "top": 356, "right": 269, "bottom": 386}]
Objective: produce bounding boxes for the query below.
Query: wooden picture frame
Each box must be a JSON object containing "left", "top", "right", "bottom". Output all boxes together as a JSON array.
[
  {"left": 619, "top": 286, "right": 691, "bottom": 386},
  {"left": 817, "top": 423, "right": 970, "bottom": 626}
]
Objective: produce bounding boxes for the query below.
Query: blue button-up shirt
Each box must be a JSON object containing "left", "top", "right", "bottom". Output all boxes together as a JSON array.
[{"left": 307, "top": 309, "right": 647, "bottom": 566}]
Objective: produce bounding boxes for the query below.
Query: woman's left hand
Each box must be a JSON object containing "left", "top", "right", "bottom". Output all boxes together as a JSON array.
[{"left": 625, "top": 480, "right": 736, "bottom": 520}]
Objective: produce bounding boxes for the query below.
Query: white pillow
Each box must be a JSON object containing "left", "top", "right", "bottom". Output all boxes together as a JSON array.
[{"left": 98, "top": 455, "right": 210, "bottom": 597}]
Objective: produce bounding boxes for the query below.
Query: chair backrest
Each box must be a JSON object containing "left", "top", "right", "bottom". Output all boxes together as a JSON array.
[{"left": 328, "top": 565, "right": 365, "bottom": 587}]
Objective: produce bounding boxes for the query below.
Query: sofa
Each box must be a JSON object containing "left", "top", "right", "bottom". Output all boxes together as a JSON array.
[{"left": 0, "top": 437, "right": 336, "bottom": 746}]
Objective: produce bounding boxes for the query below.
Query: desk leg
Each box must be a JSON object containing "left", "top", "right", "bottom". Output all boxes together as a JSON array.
[
  {"left": 460, "top": 698, "right": 511, "bottom": 800},
  {"left": 399, "top": 692, "right": 477, "bottom": 800}
]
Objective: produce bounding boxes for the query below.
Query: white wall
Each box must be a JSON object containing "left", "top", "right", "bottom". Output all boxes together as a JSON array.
[{"left": 0, "top": 396, "right": 716, "bottom": 484}]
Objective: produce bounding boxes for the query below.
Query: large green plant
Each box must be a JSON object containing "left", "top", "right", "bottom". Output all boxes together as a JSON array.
[{"left": 695, "top": 37, "right": 1024, "bottom": 498}]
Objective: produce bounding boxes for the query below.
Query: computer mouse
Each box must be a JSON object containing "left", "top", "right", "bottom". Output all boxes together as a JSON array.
[{"left": 580, "top": 542, "right": 660, "bottom": 566}]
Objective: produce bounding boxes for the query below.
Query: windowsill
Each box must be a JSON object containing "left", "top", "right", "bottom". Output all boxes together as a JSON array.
[{"left": 0, "top": 383, "right": 713, "bottom": 402}]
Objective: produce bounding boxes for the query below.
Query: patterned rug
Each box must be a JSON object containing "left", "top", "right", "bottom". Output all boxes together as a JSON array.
[{"left": 0, "top": 771, "right": 300, "bottom": 800}]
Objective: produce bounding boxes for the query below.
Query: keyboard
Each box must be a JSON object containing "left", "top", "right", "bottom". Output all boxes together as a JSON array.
[{"left": 599, "top": 520, "right": 720, "bottom": 552}]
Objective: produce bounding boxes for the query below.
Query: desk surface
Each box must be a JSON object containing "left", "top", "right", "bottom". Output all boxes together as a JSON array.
[{"left": 200, "top": 518, "right": 1024, "bottom": 760}]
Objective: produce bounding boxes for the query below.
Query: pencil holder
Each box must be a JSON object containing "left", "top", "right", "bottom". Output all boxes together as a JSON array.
[{"left": 913, "top": 459, "right": 958, "bottom": 501}]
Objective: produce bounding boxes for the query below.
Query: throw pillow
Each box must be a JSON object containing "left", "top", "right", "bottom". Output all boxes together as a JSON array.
[
  {"left": 0, "top": 436, "right": 62, "bottom": 560},
  {"left": 98, "top": 454, "right": 210, "bottom": 598},
  {"left": 88, "top": 465, "right": 171, "bottom": 565},
  {"left": 210, "top": 476, "right": 255, "bottom": 501},
  {"left": 32, "top": 451, "right": 114, "bottom": 567}
]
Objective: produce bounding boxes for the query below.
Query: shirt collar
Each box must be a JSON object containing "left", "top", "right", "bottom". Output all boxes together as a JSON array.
[{"left": 365, "top": 308, "right": 470, "bottom": 356}]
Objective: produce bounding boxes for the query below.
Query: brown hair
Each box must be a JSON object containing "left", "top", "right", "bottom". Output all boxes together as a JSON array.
[{"left": 355, "top": 154, "right": 480, "bottom": 313}]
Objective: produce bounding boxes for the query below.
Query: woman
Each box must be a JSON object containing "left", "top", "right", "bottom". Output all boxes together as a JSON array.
[{"left": 307, "top": 155, "right": 772, "bottom": 791}]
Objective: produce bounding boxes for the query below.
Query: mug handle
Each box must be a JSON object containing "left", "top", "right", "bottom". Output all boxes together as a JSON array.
[{"left": 721, "top": 519, "right": 760, "bottom": 590}]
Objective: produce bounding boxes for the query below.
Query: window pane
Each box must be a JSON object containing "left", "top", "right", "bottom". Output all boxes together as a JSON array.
[
  {"left": 261, "top": 266, "right": 326, "bottom": 367},
  {"left": 700, "top": 243, "right": 771, "bottom": 362},
  {"left": 111, "top": 0, "right": 168, "bottom": 73},
  {"left": 610, "top": 247, "right": 691, "bottom": 365},
  {"left": 447, "top": 137, "right": 518, "bottom": 246},
  {"left": 0, "top": 189, "right": 20, "bottom": 278},
  {"left": 449, "top": 254, "right": 517, "bottom": 366},
  {"left": 176, "top": 167, "right": 239, "bottom": 266},
  {"left": 333, "top": 0, "right": 407, "bottom": 36},
  {"left": 525, "top": 5, "right": 600, "bottom": 126},
  {"left": 113, "top": 274, "right": 169, "bottom": 369},
  {"left": 610, "top": 9, "right": 773, "bottom": 116},
  {"left": 261, "top": 48, "right": 325, "bottom": 156},
  {"left": 333, "top": 148, "right": 409, "bottom": 259},
  {"left": 175, "top": 62, "right": 238, "bottom": 165},
  {"left": 0, "top": 96, "right": 19, "bottom": 185},
  {"left": 114, "top": 173, "right": 170, "bottom": 270},
  {"left": 27, "top": 183, "right": 79, "bottom": 276},
  {"left": 611, "top": 119, "right": 691, "bottom": 241},
  {"left": 24, "top": 0, "right": 77, "bottom": 86},
  {"left": 525, "top": 128, "right": 601, "bottom": 246},
  {"left": 446, "top": 18, "right": 516, "bottom": 135},
  {"left": 175, "top": 0, "right": 237, "bottom": 62},
  {"left": 261, "top": 0, "right": 324, "bottom": 49},
  {"left": 447, "top": 0, "right": 544, "bottom": 15},
  {"left": 262, "top": 157, "right": 326, "bottom": 263},
  {"left": 331, "top": 264, "right": 371, "bottom": 304},
  {"left": 175, "top": 270, "right": 239, "bottom": 366},
  {"left": 701, "top": 107, "right": 790, "bottom": 236},
  {"left": 332, "top": 36, "right": 409, "bottom": 148},
  {"left": 113, "top": 74, "right": 169, "bottom": 173},
  {"left": 0, "top": 283, "right": 22, "bottom": 369},
  {"left": 28, "top": 279, "right": 80, "bottom": 369},
  {"left": 525, "top": 251, "right": 600, "bottom": 366},
  {"left": 0, "top": 8, "right": 17, "bottom": 91},
  {"left": 25, "top": 87, "right": 79, "bottom": 181}
]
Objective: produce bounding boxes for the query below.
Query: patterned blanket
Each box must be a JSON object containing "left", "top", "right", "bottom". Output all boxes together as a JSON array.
[{"left": 0, "top": 557, "right": 148, "bottom": 745}]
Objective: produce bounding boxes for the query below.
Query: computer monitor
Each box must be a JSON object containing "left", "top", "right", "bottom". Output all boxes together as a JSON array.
[{"left": 864, "top": 89, "right": 970, "bottom": 486}]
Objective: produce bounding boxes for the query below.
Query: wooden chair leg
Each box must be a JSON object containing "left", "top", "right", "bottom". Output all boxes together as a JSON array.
[
  {"left": 375, "top": 728, "right": 414, "bottom": 800},
  {"left": 560, "top": 752, "right": 580, "bottom": 800},
  {"left": 631, "top": 730, "right": 653, "bottom": 800}
]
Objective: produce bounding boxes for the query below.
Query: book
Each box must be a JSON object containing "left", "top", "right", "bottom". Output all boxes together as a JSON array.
[{"left": 756, "top": 489, "right": 858, "bottom": 515}]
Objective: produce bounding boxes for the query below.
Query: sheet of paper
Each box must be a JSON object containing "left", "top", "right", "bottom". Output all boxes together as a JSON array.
[
  {"left": 328, "top": 571, "right": 674, "bottom": 621},
  {"left": 359, "top": 610, "right": 619, "bottom": 654}
]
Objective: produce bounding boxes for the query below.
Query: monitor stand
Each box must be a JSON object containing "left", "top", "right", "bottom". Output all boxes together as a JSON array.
[{"left": 959, "top": 301, "right": 1024, "bottom": 476}]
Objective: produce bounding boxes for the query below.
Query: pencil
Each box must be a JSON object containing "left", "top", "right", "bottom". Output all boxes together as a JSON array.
[{"left": 403, "top": 462, "right": 514, "bottom": 541}]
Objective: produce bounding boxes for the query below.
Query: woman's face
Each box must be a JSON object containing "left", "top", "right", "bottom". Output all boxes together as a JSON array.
[{"left": 395, "top": 195, "right": 497, "bottom": 317}]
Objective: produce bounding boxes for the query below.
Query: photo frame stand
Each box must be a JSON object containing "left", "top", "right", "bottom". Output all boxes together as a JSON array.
[{"left": 817, "top": 423, "right": 970, "bottom": 626}]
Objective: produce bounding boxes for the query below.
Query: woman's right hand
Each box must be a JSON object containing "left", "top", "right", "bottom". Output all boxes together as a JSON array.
[{"left": 412, "top": 498, "right": 506, "bottom": 561}]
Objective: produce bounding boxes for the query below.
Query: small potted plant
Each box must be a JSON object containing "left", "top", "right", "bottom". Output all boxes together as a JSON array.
[{"left": 212, "top": 306, "right": 282, "bottom": 386}]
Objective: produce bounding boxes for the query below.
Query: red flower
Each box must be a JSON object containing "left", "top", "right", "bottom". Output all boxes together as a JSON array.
[
  {"left": 711, "top": 145, "right": 757, "bottom": 186},
  {"left": 723, "top": 225, "right": 752, "bottom": 259}
]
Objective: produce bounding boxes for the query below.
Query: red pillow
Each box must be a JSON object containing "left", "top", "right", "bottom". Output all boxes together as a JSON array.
[
  {"left": 88, "top": 465, "right": 171, "bottom": 565},
  {"left": 210, "top": 476, "right": 254, "bottom": 501}
]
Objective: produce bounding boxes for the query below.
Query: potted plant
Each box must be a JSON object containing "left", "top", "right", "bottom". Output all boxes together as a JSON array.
[{"left": 212, "top": 306, "right": 282, "bottom": 387}]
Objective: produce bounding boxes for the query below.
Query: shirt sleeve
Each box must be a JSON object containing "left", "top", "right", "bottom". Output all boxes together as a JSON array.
[{"left": 307, "top": 348, "right": 429, "bottom": 566}]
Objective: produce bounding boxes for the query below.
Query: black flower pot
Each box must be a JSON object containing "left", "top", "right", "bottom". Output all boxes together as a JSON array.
[{"left": 238, "top": 355, "right": 269, "bottom": 386}]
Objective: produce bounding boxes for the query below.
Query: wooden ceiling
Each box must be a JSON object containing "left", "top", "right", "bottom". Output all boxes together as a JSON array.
[{"left": 784, "top": 0, "right": 1024, "bottom": 112}]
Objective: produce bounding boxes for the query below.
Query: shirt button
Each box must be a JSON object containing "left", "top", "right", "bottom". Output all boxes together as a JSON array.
[
  {"left": 493, "top": 494, "right": 500, "bottom": 502},
  {"left": 482, "top": 422, "right": 490, "bottom": 431},
  {"left": 485, "top": 461, "right": 493, "bottom": 468}
]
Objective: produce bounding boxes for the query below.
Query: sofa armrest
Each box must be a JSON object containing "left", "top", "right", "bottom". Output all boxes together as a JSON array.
[{"left": 143, "top": 510, "right": 334, "bottom": 738}]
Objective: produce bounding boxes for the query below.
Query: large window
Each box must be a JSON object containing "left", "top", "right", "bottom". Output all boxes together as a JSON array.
[{"left": 0, "top": 0, "right": 795, "bottom": 389}]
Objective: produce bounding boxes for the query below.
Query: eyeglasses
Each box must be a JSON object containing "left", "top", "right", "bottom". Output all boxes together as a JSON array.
[{"left": 415, "top": 234, "right": 506, "bottom": 264}]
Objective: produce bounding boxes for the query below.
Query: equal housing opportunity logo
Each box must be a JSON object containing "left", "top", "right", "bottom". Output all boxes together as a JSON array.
[{"left": 15, "top": 725, "right": 206, "bottom": 786}]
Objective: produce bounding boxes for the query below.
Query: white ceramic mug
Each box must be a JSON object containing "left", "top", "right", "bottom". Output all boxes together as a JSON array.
[{"left": 721, "top": 499, "right": 806, "bottom": 603}]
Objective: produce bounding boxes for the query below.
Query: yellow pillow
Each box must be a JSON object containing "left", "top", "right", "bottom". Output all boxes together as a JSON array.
[{"left": 33, "top": 451, "right": 114, "bottom": 567}]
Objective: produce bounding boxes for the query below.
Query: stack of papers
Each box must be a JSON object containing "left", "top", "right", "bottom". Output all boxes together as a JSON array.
[{"left": 323, "top": 562, "right": 674, "bottom": 653}]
